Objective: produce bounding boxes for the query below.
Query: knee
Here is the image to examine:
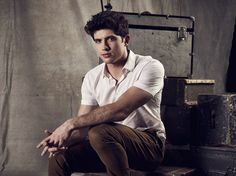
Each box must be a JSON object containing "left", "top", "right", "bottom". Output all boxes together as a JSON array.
[
  {"left": 48, "top": 154, "right": 65, "bottom": 169},
  {"left": 48, "top": 153, "right": 71, "bottom": 175},
  {"left": 88, "top": 123, "right": 115, "bottom": 148}
]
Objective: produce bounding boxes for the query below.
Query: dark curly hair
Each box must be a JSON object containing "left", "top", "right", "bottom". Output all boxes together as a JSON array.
[{"left": 84, "top": 11, "right": 129, "bottom": 38}]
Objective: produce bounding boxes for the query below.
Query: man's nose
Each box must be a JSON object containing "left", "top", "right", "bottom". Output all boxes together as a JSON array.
[{"left": 102, "top": 41, "right": 110, "bottom": 51}]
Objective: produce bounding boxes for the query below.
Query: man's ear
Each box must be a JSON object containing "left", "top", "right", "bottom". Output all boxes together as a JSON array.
[{"left": 124, "top": 35, "right": 130, "bottom": 46}]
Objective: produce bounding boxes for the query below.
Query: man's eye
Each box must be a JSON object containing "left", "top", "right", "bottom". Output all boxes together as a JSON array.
[
  {"left": 94, "top": 40, "right": 101, "bottom": 44},
  {"left": 108, "top": 36, "right": 116, "bottom": 41}
]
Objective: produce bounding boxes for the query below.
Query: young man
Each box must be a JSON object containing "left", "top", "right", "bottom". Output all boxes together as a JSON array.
[{"left": 37, "top": 11, "right": 166, "bottom": 176}]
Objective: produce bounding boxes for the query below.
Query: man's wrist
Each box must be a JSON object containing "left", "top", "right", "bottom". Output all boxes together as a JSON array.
[{"left": 66, "top": 118, "right": 76, "bottom": 132}]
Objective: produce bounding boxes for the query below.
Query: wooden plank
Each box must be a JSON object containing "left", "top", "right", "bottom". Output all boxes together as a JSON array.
[{"left": 73, "top": 166, "right": 196, "bottom": 176}]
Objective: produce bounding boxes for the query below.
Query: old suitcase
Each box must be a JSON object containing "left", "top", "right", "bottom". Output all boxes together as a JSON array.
[
  {"left": 121, "top": 12, "right": 195, "bottom": 78},
  {"left": 119, "top": 12, "right": 215, "bottom": 106},
  {"left": 195, "top": 94, "right": 236, "bottom": 146}
]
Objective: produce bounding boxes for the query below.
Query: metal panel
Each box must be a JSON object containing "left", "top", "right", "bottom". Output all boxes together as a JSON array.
[
  {"left": 124, "top": 13, "right": 193, "bottom": 28},
  {"left": 121, "top": 12, "right": 195, "bottom": 78},
  {"left": 129, "top": 29, "right": 192, "bottom": 77}
]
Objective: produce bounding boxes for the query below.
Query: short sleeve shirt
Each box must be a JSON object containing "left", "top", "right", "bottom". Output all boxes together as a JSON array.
[{"left": 81, "top": 50, "right": 166, "bottom": 138}]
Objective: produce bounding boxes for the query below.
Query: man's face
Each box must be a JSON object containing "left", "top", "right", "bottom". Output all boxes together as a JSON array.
[{"left": 93, "top": 29, "right": 129, "bottom": 65}]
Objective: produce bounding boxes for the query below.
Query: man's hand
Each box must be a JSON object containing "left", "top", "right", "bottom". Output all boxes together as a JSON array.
[
  {"left": 37, "top": 119, "right": 74, "bottom": 156},
  {"left": 36, "top": 130, "right": 67, "bottom": 157},
  {"left": 47, "top": 146, "right": 68, "bottom": 158}
]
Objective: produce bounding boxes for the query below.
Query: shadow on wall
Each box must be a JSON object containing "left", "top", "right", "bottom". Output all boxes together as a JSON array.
[{"left": 226, "top": 18, "right": 236, "bottom": 93}]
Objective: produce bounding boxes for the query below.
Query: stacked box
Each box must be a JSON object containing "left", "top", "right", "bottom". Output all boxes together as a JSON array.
[
  {"left": 162, "top": 78, "right": 215, "bottom": 106},
  {"left": 191, "top": 94, "right": 236, "bottom": 175},
  {"left": 195, "top": 94, "right": 236, "bottom": 146},
  {"left": 162, "top": 105, "right": 192, "bottom": 145},
  {"left": 161, "top": 78, "right": 215, "bottom": 145}
]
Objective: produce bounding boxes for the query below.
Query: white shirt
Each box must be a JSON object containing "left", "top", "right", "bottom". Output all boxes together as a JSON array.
[{"left": 81, "top": 50, "right": 166, "bottom": 138}]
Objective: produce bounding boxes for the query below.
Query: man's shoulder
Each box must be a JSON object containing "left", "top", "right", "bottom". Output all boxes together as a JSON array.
[
  {"left": 134, "top": 52, "right": 164, "bottom": 70},
  {"left": 85, "top": 63, "right": 104, "bottom": 77}
]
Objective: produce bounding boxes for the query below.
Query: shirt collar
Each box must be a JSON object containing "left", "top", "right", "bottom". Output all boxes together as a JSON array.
[
  {"left": 102, "top": 64, "right": 109, "bottom": 78},
  {"left": 102, "top": 50, "right": 137, "bottom": 78},
  {"left": 122, "top": 50, "right": 136, "bottom": 73}
]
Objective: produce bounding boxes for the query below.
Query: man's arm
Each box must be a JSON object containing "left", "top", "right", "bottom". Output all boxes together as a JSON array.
[
  {"left": 37, "top": 86, "right": 152, "bottom": 148},
  {"left": 37, "top": 105, "right": 97, "bottom": 156},
  {"left": 78, "top": 104, "right": 98, "bottom": 116},
  {"left": 67, "top": 105, "right": 98, "bottom": 145},
  {"left": 70, "top": 86, "right": 152, "bottom": 129}
]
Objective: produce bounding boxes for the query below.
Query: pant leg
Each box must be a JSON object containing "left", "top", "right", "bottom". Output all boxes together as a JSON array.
[
  {"left": 48, "top": 140, "right": 106, "bottom": 176},
  {"left": 88, "top": 123, "right": 165, "bottom": 176}
]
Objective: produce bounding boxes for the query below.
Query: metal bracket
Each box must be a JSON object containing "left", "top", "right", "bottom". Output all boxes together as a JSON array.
[{"left": 178, "top": 27, "right": 188, "bottom": 41}]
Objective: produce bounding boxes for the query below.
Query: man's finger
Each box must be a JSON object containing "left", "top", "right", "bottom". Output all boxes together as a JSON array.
[
  {"left": 50, "top": 146, "right": 67, "bottom": 154},
  {"left": 36, "top": 142, "right": 44, "bottom": 149},
  {"left": 41, "top": 146, "right": 49, "bottom": 156},
  {"left": 52, "top": 147, "right": 67, "bottom": 156},
  {"left": 48, "top": 138, "right": 59, "bottom": 147},
  {"left": 58, "top": 139, "right": 64, "bottom": 148},
  {"left": 37, "top": 141, "right": 46, "bottom": 149},
  {"left": 48, "top": 147, "right": 59, "bottom": 153},
  {"left": 49, "top": 152, "right": 53, "bottom": 158},
  {"left": 48, "top": 136, "right": 56, "bottom": 144},
  {"left": 44, "top": 129, "right": 52, "bottom": 136},
  {"left": 36, "top": 137, "right": 50, "bottom": 148}
]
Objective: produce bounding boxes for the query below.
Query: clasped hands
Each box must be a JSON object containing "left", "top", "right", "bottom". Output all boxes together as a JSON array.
[{"left": 36, "top": 119, "right": 73, "bottom": 158}]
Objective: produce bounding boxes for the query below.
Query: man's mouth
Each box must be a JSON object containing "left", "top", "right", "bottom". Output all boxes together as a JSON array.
[{"left": 102, "top": 53, "right": 112, "bottom": 58}]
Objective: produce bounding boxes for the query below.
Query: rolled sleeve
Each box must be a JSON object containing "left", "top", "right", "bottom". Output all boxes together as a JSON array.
[
  {"left": 81, "top": 73, "right": 98, "bottom": 106},
  {"left": 133, "top": 60, "right": 165, "bottom": 96}
]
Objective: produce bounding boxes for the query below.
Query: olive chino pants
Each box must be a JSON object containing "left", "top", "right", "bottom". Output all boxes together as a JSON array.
[{"left": 48, "top": 123, "right": 165, "bottom": 176}]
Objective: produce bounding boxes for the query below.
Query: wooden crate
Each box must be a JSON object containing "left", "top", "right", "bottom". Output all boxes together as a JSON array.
[{"left": 162, "top": 78, "right": 215, "bottom": 106}]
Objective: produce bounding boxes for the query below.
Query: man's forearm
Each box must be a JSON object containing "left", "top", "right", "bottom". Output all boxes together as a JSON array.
[
  {"left": 69, "top": 102, "right": 129, "bottom": 131},
  {"left": 67, "top": 87, "right": 151, "bottom": 133}
]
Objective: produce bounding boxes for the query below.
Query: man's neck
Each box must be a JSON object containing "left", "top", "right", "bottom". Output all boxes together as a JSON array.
[{"left": 106, "top": 50, "right": 129, "bottom": 81}]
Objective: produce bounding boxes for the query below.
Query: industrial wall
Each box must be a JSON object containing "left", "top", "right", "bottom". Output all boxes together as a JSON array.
[{"left": 0, "top": 0, "right": 235, "bottom": 175}]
